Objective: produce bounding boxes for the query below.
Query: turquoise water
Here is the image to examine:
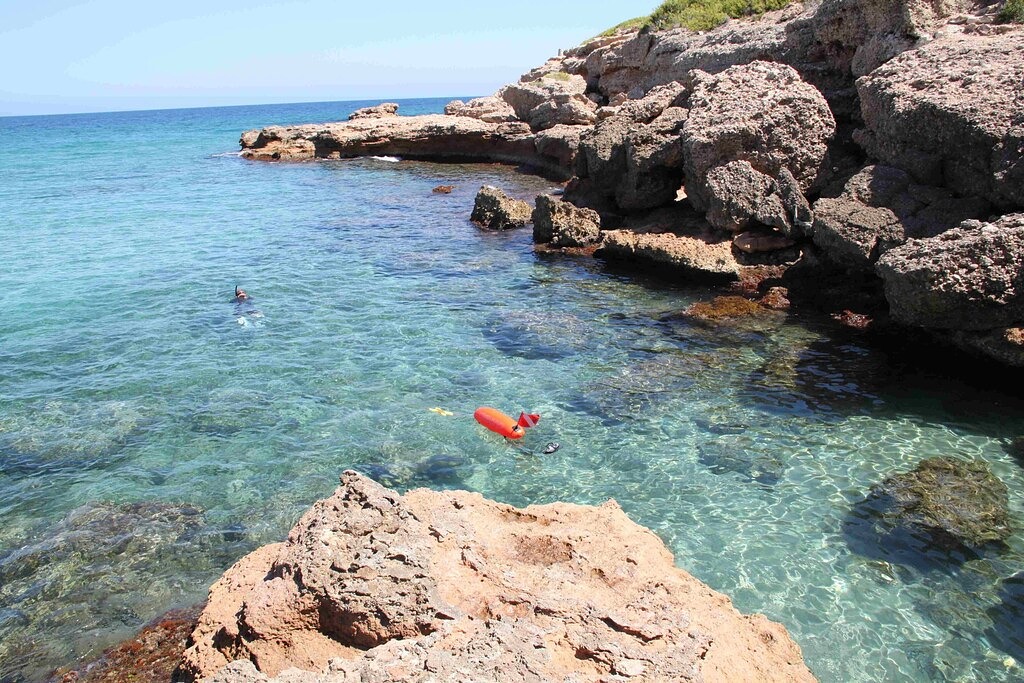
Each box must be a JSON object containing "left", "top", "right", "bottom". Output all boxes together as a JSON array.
[{"left": 2, "top": 98, "right": 1024, "bottom": 682}]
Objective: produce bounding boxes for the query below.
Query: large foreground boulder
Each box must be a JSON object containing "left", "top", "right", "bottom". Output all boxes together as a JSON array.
[
  {"left": 856, "top": 31, "right": 1024, "bottom": 210},
  {"left": 875, "top": 214, "right": 1024, "bottom": 330},
  {"left": 179, "top": 472, "right": 813, "bottom": 683}
]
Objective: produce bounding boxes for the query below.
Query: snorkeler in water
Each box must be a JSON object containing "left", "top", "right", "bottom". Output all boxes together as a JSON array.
[{"left": 233, "top": 286, "right": 249, "bottom": 302}]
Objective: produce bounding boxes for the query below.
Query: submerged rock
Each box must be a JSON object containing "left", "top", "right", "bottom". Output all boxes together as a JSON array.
[
  {"left": 848, "top": 457, "right": 1011, "bottom": 560},
  {"left": 178, "top": 471, "right": 813, "bottom": 682},
  {"left": 698, "top": 435, "right": 786, "bottom": 486},
  {"left": 53, "top": 604, "right": 203, "bottom": 683},
  {"left": 0, "top": 501, "right": 209, "bottom": 682},
  {"left": 682, "top": 296, "right": 768, "bottom": 322},
  {"left": 470, "top": 185, "right": 532, "bottom": 230}
]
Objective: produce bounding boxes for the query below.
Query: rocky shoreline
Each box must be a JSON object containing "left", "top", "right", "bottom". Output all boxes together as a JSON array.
[{"left": 239, "top": 0, "right": 1024, "bottom": 367}]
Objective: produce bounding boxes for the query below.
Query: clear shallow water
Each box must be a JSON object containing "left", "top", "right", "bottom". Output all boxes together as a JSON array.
[{"left": 2, "top": 99, "right": 1024, "bottom": 682}]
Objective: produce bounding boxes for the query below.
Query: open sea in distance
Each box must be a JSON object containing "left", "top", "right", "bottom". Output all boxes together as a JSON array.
[{"left": 2, "top": 97, "right": 1024, "bottom": 682}]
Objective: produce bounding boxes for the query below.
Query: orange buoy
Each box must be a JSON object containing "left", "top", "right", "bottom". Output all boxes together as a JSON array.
[{"left": 474, "top": 407, "right": 540, "bottom": 440}]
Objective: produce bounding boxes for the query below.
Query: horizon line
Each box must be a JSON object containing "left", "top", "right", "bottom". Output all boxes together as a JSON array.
[{"left": 0, "top": 94, "right": 483, "bottom": 120}]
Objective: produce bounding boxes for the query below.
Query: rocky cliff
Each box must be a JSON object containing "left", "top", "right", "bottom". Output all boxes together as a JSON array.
[
  {"left": 238, "top": 0, "right": 1024, "bottom": 366},
  {"left": 177, "top": 471, "right": 813, "bottom": 683}
]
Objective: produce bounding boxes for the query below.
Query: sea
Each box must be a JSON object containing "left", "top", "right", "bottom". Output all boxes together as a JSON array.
[{"left": 1, "top": 97, "right": 1023, "bottom": 683}]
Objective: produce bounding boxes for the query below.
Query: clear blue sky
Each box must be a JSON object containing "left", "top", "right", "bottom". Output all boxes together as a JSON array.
[{"left": 0, "top": 1, "right": 656, "bottom": 116}]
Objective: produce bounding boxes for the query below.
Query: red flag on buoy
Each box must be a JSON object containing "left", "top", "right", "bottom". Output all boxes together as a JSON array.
[{"left": 518, "top": 412, "right": 540, "bottom": 429}]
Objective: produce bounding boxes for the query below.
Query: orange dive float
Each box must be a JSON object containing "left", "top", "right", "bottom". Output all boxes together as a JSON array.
[{"left": 474, "top": 407, "right": 540, "bottom": 440}]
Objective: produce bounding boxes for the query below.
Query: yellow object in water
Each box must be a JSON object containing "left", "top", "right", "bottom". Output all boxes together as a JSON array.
[{"left": 429, "top": 407, "right": 454, "bottom": 416}]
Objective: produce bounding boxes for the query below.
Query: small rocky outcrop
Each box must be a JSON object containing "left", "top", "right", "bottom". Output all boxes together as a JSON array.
[
  {"left": 598, "top": 228, "right": 741, "bottom": 282},
  {"left": 239, "top": 115, "right": 571, "bottom": 179},
  {"left": 470, "top": 186, "right": 532, "bottom": 230},
  {"left": 347, "top": 102, "right": 399, "bottom": 120},
  {"left": 854, "top": 456, "right": 1011, "bottom": 552},
  {"left": 532, "top": 194, "right": 601, "bottom": 247},
  {"left": 500, "top": 72, "right": 597, "bottom": 131},
  {"left": 856, "top": 31, "right": 1024, "bottom": 209},
  {"left": 179, "top": 472, "right": 813, "bottom": 683},
  {"left": 875, "top": 214, "right": 1024, "bottom": 330},
  {"left": 443, "top": 95, "right": 518, "bottom": 123}
]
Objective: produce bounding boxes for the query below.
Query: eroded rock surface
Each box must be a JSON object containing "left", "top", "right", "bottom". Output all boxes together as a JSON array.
[
  {"left": 532, "top": 194, "right": 601, "bottom": 247},
  {"left": 875, "top": 214, "right": 1024, "bottom": 330},
  {"left": 812, "top": 164, "right": 990, "bottom": 271},
  {"left": 856, "top": 31, "right": 1024, "bottom": 209},
  {"left": 683, "top": 61, "right": 836, "bottom": 214},
  {"left": 179, "top": 472, "right": 813, "bottom": 683},
  {"left": 470, "top": 186, "right": 532, "bottom": 230}
]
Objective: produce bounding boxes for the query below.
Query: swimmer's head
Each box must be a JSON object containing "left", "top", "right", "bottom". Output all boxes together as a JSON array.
[{"left": 234, "top": 286, "right": 248, "bottom": 301}]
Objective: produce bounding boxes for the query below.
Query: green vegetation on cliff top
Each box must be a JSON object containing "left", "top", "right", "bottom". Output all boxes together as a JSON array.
[
  {"left": 999, "top": 0, "right": 1024, "bottom": 22},
  {"left": 601, "top": 0, "right": 796, "bottom": 36}
]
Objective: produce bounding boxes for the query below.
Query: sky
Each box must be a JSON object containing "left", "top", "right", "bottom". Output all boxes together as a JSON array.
[{"left": 0, "top": 0, "right": 657, "bottom": 116}]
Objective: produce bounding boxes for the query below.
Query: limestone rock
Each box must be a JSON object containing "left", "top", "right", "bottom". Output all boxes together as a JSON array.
[
  {"left": 347, "top": 102, "right": 399, "bottom": 120},
  {"left": 533, "top": 124, "right": 584, "bottom": 170},
  {"left": 855, "top": 31, "right": 1024, "bottom": 210},
  {"left": 703, "top": 161, "right": 809, "bottom": 235},
  {"left": 875, "top": 214, "right": 1024, "bottom": 330},
  {"left": 617, "top": 82, "right": 688, "bottom": 124},
  {"left": 181, "top": 472, "right": 813, "bottom": 683},
  {"left": 683, "top": 62, "right": 836, "bottom": 214},
  {"left": 443, "top": 95, "right": 518, "bottom": 123},
  {"left": 949, "top": 327, "right": 1024, "bottom": 368},
  {"left": 812, "top": 165, "right": 991, "bottom": 272},
  {"left": 238, "top": 115, "right": 570, "bottom": 178},
  {"left": 733, "top": 230, "right": 796, "bottom": 254},
  {"left": 532, "top": 194, "right": 601, "bottom": 247},
  {"left": 569, "top": 108, "right": 687, "bottom": 213},
  {"left": 809, "top": 0, "right": 971, "bottom": 78},
  {"left": 598, "top": 229, "right": 740, "bottom": 282},
  {"left": 500, "top": 73, "right": 597, "bottom": 131},
  {"left": 470, "top": 186, "right": 532, "bottom": 230}
]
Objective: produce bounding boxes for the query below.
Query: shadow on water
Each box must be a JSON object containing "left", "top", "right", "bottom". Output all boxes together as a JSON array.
[
  {"left": 481, "top": 309, "right": 593, "bottom": 361},
  {"left": 988, "top": 573, "right": 1024, "bottom": 663},
  {"left": 697, "top": 434, "right": 786, "bottom": 486}
]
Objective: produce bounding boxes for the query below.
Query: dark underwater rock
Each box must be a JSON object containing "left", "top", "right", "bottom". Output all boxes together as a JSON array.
[{"left": 845, "top": 457, "right": 1011, "bottom": 568}]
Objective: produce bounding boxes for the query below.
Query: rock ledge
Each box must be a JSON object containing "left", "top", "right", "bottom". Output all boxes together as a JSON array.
[{"left": 179, "top": 471, "right": 813, "bottom": 683}]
